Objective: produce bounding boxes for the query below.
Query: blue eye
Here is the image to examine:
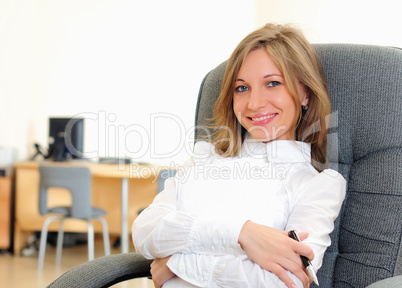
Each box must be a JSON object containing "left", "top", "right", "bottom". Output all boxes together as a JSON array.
[
  {"left": 268, "top": 81, "right": 281, "bottom": 87},
  {"left": 235, "top": 85, "right": 249, "bottom": 92}
]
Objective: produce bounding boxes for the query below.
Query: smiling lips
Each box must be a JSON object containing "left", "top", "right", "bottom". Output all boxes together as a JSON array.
[{"left": 249, "top": 113, "right": 277, "bottom": 125}]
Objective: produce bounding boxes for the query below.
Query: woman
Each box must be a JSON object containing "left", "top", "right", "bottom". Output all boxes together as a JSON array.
[{"left": 132, "top": 23, "right": 346, "bottom": 288}]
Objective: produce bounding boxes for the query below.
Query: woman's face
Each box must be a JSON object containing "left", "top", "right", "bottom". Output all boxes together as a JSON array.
[{"left": 233, "top": 48, "right": 308, "bottom": 142}]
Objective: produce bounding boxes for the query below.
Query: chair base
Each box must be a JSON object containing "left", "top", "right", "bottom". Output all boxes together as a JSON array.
[{"left": 37, "top": 215, "right": 111, "bottom": 270}]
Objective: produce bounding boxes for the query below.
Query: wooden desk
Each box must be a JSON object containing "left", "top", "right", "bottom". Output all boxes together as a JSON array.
[
  {"left": 14, "top": 161, "right": 159, "bottom": 255},
  {"left": 0, "top": 177, "right": 11, "bottom": 249}
]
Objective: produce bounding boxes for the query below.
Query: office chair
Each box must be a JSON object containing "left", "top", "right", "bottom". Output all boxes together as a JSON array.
[
  {"left": 47, "top": 44, "right": 402, "bottom": 287},
  {"left": 37, "top": 165, "right": 111, "bottom": 270}
]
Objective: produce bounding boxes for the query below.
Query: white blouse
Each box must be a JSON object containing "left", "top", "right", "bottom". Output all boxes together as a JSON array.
[{"left": 132, "top": 136, "right": 346, "bottom": 287}]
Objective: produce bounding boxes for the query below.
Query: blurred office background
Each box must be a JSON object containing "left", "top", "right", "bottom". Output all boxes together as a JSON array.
[{"left": 0, "top": 0, "right": 400, "bottom": 167}]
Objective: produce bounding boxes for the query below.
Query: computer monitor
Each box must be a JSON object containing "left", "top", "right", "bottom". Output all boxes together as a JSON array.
[{"left": 48, "top": 117, "right": 84, "bottom": 162}]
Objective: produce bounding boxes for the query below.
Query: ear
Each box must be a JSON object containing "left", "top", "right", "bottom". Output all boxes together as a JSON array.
[
  {"left": 296, "top": 81, "right": 309, "bottom": 108},
  {"left": 301, "top": 91, "right": 309, "bottom": 107}
]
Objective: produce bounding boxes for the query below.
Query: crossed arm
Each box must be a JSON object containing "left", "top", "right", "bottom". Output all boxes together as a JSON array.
[
  {"left": 132, "top": 166, "right": 345, "bottom": 288},
  {"left": 150, "top": 223, "right": 313, "bottom": 288}
]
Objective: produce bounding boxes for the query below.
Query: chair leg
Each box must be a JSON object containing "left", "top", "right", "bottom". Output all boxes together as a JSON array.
[
  {"left": 55, "top": 218, "right": 65, "bottom": 265},
  {"left": 98, "top": 216, "right": 111, "bottom": 256},
  {"left": 87, "top": 220, "right": 95, "bottom": 261},
  {"left": 38, "top": 216, "right": 63, "bottom": 270}
]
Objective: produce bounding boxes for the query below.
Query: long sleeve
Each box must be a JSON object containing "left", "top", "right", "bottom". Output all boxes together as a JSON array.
[
  {"left": 132, "top": 180, "right": 244, "bottom": 259},
  {"left": 163, "top": 168, "right": 346, "bottom": 288},
  {"left": 285, "top": 168, "right": 347, "bottom": 270},
  {"left": 165, "top": 253, "right": 219, "bottom": 287},
  {"left": 165, "top": 253, "right": 304, "bottom": 288},
  {"left": 132, "top": 142, "right": 245, "bottom": 259}
]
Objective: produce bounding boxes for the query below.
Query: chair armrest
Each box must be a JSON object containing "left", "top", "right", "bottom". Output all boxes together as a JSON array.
[
  {"left": 47, "top": 253, "right": 152, "bottom": 288},
  {"left": 366, "top": 275, "right": 402, "bottom": 288}
]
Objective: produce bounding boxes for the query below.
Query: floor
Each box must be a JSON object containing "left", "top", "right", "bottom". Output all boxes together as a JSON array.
[{"left": 0, "top": 235, "right": 154, "bottom": 288}]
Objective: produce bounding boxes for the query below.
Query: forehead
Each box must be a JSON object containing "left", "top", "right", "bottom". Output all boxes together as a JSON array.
[{"left": 237, "top": 48, "right": 282, "bottom": 78}]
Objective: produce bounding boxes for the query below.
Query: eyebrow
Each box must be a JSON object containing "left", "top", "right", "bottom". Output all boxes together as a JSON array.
[{"left": 235, "top": 74, "right": 283, "bottom": 82}]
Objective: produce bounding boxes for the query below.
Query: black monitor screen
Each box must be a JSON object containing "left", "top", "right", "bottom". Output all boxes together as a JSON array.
[{"left": 48, "top": 117, "right": 84, "bottom": 161}]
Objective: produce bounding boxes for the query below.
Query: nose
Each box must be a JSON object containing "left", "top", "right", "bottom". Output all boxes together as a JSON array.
[{"left": 247, "top": 88, "right": 267, "bottom": 110}]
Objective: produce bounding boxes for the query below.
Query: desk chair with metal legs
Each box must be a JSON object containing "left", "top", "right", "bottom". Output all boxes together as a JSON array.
[{"left": 37, "top": 165, "right": 111, "bottom": 270}]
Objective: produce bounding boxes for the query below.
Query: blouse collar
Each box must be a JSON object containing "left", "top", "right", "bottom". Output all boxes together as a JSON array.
[{"left": 239, "top": 134, "right": 311, "bottom": 164}]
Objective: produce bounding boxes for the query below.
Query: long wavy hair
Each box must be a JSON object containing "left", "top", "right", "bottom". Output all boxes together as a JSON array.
[{"left": 209, "top": 23, "right": 331, "bottom": 171}]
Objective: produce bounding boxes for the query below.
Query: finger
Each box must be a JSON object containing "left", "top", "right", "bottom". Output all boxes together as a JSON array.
[
  {"left": 298, "top": 232, "right": 309, "bottom": 241},
  {"left": 295, "top": 244, "right": 314, "bottom": 262},
  {"left": 289, "top": 240, "right": 314, "bottom": 262},
  {"left": 269, "top": 264, "right": 298, "bottom": 288},
  {"left": 279, "top": 242, "right": 311, "bottom": 288},
  {"left": 280, "top": 257, "right": 310, "bottom": 288},
  {"left": 293, "top": 232, "right": 314, "bottom": 261},
  {"left": 150, "top": 260, "right": 155, "bottom": 275},
  {"left": 152, "top": 279, "right": 161, "bottom": 288}
]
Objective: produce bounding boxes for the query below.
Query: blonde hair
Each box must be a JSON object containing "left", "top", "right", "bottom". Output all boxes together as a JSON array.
[{"left": 209, "top": 23, "right": 331, "bottom": 171}]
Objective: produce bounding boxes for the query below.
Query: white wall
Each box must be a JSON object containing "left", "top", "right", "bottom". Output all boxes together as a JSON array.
[
  {"left": 255, "top": 0, "right": 402, "bottom": 48},
  {"left": 0, "top": 0, "right": 255, "bottom": 165},
  {"left": 1, "top": 0, "right": 401, "bottom": 167}
]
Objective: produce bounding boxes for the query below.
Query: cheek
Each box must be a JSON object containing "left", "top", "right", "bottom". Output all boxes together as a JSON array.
[
  {"left": 232, "top": 100, "right": 243, "bottom": 123},
  {"left": 233, "top": 109, "right": 242, "bottom": 122},
  {"left": 233, "top": 96, "right": 245, "bottom": 113},
  {"left": 276, "top": 95, "right": 298, "bottom": 115},
  {"left": 232, "top": 98, "right": 239, "bottom": 114}
]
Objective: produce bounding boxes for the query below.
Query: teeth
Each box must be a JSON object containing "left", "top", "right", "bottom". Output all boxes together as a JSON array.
[{"left": 252, "top": 114, "right": 276, "bottom": 121}]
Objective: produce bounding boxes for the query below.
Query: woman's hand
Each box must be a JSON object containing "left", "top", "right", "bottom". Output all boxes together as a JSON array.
[
  {"left": 238, "top": 221, "right": 314, "bottom": 288},
  {"left": 150, "top": 256, "right": 175, "bottom": 288}
]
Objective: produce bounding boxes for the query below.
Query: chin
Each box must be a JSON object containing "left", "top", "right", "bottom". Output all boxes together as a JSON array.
[{"left": 249, "top": 131, "right": 273, "bottom": 142}]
